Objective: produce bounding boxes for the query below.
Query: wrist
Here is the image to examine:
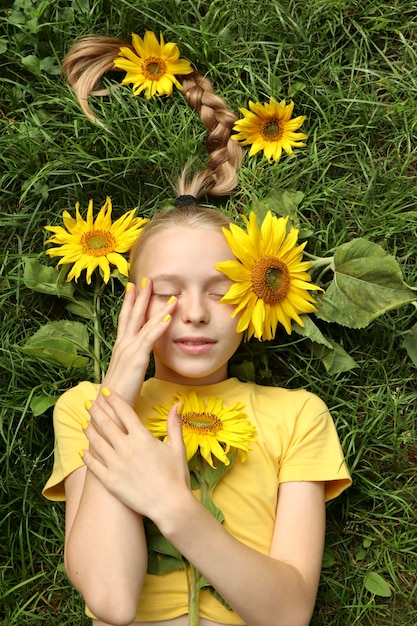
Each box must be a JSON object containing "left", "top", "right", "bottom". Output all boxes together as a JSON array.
[{"left": 154, "top": 488, "right": 201, "bottom": 540}]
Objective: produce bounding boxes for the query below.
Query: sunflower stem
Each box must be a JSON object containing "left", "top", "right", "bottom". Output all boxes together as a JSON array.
[
  {"left": 304, "top": 253, "right": 335, "bottom": 275},
  {"left": 186, "top": 461, "right": 210, "bottom": 626},
  {"left": 304, "top": 252, "right": 334, "bottom": 266},
  {"left": 93, "top": 276, "right": 103, "bottom": 383},
  {"left": 187, "top": 564, "right": 201, "bottom": 626}
]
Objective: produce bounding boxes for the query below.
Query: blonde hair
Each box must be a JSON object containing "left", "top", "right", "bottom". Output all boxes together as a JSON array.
[
  {"left": 129, "top": 204, "right": 232, "bottom": 282},
  {"left": 62, "top": 35, "right": 243, "bottom": 200}
]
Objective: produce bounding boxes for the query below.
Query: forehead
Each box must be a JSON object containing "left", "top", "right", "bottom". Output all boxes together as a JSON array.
[{"left": 137, "top": 225, "right": 234, "bottom": 276}]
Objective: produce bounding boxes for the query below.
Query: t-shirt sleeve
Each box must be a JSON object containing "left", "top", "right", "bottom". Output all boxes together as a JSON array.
[
  {"left": 42, "top": 381, "right": 100, "bottom": 501},
  {"left": 278, "top": 391, "right": 352, "bottom": 502}
]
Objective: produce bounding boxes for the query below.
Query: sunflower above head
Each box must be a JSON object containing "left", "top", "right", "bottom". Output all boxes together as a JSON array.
[
  {"left": 114, "top": 31, "right": 193, "bottom": 99},
  {"left": 44, "top": 197, "right": 148, "bottom": 284},
  {"left": 215, "top": 211, "right": 322, "bottom": 341},
  {"left": 232, "top": 98, "right": 307, "bottom": 163},
  {"left": 147, "top": 391, "right": 256, "bottom": 468}
]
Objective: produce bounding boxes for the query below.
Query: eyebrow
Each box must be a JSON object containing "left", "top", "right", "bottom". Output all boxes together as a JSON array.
[{"left": 152, "top": 273, "right": 231, "bottom": 285}]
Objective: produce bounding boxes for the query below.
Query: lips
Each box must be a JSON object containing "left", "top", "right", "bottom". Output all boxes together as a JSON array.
[{"left": 174, "top": 336, "right": 216, "bottom": 355}]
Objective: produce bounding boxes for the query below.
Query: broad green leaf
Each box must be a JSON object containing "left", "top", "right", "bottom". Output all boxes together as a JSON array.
[
  {"left": 295, "top": 317, "right": 358, "bottom": 373},
  {"left": 250, "top": 189, "right": 305, "bottom": 228},
  {"left": 17, "top": 342, "right": 89, "bottom": 369},
  {"left": 30, "top": 392, "right": 58, "bottom": 416},
  {"left": 66, "top": 299, "right": 95, "bottom": 319},
  {"left": 209, "top": 587, "right": 232, "bottom": 610},
  {"left": 364, "top": 572, "right": 392, "bottom": 597},
  {"left": 147, "top": 553, "right": 185, "bottom": 576},
  {"left": 229, "top": 360, "right": 256, "bottom": 382},
  {"left": 24, "top": 258, "right": 75, "bottom": 299},
  {"left": 355, "top": 547, "right": 367, "bottom": 561},
  {"left": 21, "top": 54, "right": 41, "bottom": 74},
  {"left": 204, "top": 497, "right": 225, "bottom": 523},
  {"left": 316, "top": 238, "right": 416, "bottom": 328},
  {"left": 402, "top": 322, "right": 417, "bottom": 367},
  {"left": 293, "top": 315, "right": 333, "bottom": 349},
  {"left": 145, "top": 520, "right": 184, "bottom": 575},
  {"left": 15, "top": 321, "right": 90, "bottom": 368},
  {"left": 319, "top": 339, "right": 358, "bottom": 374},
  {"left": 203, "top": 452, "right": 237, "bottom": 492}
]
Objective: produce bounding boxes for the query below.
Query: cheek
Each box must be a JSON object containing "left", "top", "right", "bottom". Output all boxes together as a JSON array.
[{"left": 221, "top": 306, "right": 243, "bottom": 340}]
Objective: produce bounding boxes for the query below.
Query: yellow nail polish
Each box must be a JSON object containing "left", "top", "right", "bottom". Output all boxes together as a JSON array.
[
  {"left": 167, "top": 295, "right": 176, "bottom": 305},
  {"left": 163, "top": 313, "right": 171, "bottom": 323},
  {"left": 81, "top": 420, "right": 89, "bottom": 430},
  {"left": 84, "top": 399, "right": 92, "bottom": 411},
  {"left": 126, "top": 282, "right": 133, "bottom": 293},
  {"left": 176, "top": 402, "right": 184, "bottom": 415},
  {"left": 79, "top": 449, "right": 85, "bottom": 458},
  {"left": 102, "top": 387, "right": 111, "bottom": 397},
  {"left": 141, "top": 277, "right": 148, "bottom": 289}
]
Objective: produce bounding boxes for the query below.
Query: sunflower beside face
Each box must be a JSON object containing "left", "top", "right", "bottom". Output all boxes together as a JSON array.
[
  {"left": 215, "top": 211, "right": 321, "bottom": 340},
  {"left": 232, "top": 98, "right": 307, "bottom": 163},
  {"left": 147, "top": 391, "right": 256, "bottom": 468},
  {"left": 44, "top": 197, "right": 148, "bottom": 284},
  {"left": 114, "top": 31, "right": 193, "bottom": 99}
]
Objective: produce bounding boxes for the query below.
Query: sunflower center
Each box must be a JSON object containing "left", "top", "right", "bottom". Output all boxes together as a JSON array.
[
  {"left": 182, "top": 411, "right": 222, "bottom": 435},
  {"left": 143, "top": 57, "right": 167, "bottom": 80},
  {"left": 251, "top": 255, "right": 290, "bottom": 304},
  {"left": 81, "top": 231, "right": 116, "bottom": 256},
  {"left": 263, "top": 119, "right": 282, "bottom": 140}
]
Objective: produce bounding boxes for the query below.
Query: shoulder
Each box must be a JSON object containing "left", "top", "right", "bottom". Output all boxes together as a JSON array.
[
  {"left": 232, "top": 379, "right": 328, "bottom": 418},
  {"left": 54, "top": 381, "right": 100, "bottom": 425}
]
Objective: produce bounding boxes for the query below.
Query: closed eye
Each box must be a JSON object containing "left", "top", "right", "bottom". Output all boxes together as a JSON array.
[
  {"left": 210, "top": 293, "right": 228, "bottom": 300},
  {"left": 152, "top": 293, "right": 180, "bottom": 298}
]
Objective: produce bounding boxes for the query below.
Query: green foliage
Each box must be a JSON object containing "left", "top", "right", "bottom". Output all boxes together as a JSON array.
[{"left": 1, "top": 0, "right": 417, "bottom": 624}]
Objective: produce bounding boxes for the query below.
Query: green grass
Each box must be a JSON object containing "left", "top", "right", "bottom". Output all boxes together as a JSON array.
[{"left": 1, "top": 0, "right": 417, "bottom": 623}]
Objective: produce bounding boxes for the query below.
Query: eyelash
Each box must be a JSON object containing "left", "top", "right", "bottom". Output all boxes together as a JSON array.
[{"left": 152, "top": 293, "right": 226, "bottom": 299}]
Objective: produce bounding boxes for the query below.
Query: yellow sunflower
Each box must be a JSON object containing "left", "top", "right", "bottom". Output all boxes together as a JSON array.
[
  {"left": 147, "top": 391, "right": 256, "bottom": 468},
  {"left": 114, "top": 31, "right": 193, "bottom": 99},
  {"left": 232, "top": 98, "right": 307, "bottom": 163},
  {"left": 215, "top": 211, "right": 321, "bottom": 340},
  {"left": 44, "top": 197, "right": 148, "bottom": 284}
]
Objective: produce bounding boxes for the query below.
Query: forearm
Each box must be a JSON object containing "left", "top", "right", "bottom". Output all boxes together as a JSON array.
[
  {"left": 159, "top": 493, "right": 317, "bottom": 626},
  {"left": 65, "top": 469, "right": 147, "bottom": 624}
]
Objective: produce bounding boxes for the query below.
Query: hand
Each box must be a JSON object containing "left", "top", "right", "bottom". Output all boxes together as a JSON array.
[
  {"left": 100, "top": 280, "right": 177, "bottom": 407},
  {"left": 82, "top": 388, "right": 191, "bottom": 522}
]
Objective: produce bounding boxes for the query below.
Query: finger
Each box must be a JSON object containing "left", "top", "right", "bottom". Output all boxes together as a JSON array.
[
  {"left": 80, "top": 447, "right": 109, "bottom": 483},
  {"left": 82, "top": 419, "right": 115, "bottom": 465},
  {"left": 112, "top": 297, "right": 177, "bottom": 378},
  {"left": 116, "top": 278, "right": 151, "bottom": 341},
  {"left": 116, "top": 281, "right": 138, "bottom": 339},
  {"left": 166, "top": 402, "right": 185, "bottom": 452},
  {"left": 86, "top": 396, "right": 128, "bottom": 443},
  {"left": 97, "top": 387, "right": 145, "bottom": 436}
]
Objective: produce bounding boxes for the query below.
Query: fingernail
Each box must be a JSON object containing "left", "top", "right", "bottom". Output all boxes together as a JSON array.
[
  {"left": 84, "top": 399, "right": 93, "bottom": 410},
  {"left": 163, "top": 313, "right": 171, "bottom": 323},
  {"left": 79, "top": 450, "right": 85, "bottom": 458},
  {"left": 141, "top": 277, "right": 148, "bottom": 289},
  {"left": 126, "top": 282, "right": 133, "bottom": 293},
  {"left": 167, "top": 295, "right": 176, "bottom": 305},
  {"left": 81, "top": 420, "right": 89, "bottom": 430},
  {"left": 176, "top": 402, "right": 184, "bottom": 414},
  {"left": 102, "top": 387, "right": 111, "bottom": 397}
]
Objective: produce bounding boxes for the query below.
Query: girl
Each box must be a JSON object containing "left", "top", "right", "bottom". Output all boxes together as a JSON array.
[{"left": 43, "top": 34, "right": 351, "bottom": 626}]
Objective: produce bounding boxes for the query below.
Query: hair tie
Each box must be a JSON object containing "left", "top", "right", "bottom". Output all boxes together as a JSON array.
[{"left": 174, "top": 195, "right": 197, "bottom": 207}]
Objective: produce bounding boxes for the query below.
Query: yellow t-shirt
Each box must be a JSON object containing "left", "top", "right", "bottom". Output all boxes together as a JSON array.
[{"left": 43, "top": 377, "right": 351, "bottom": 624}]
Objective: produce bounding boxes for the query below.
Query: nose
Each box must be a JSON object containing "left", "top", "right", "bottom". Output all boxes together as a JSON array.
[{"left": 180, "top": 291, "right": 210, "bottom": 324}]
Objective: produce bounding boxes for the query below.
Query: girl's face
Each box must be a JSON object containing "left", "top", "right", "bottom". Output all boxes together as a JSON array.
[{"left": 137, "top": 225, "right": 243, "bottom": 385}]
